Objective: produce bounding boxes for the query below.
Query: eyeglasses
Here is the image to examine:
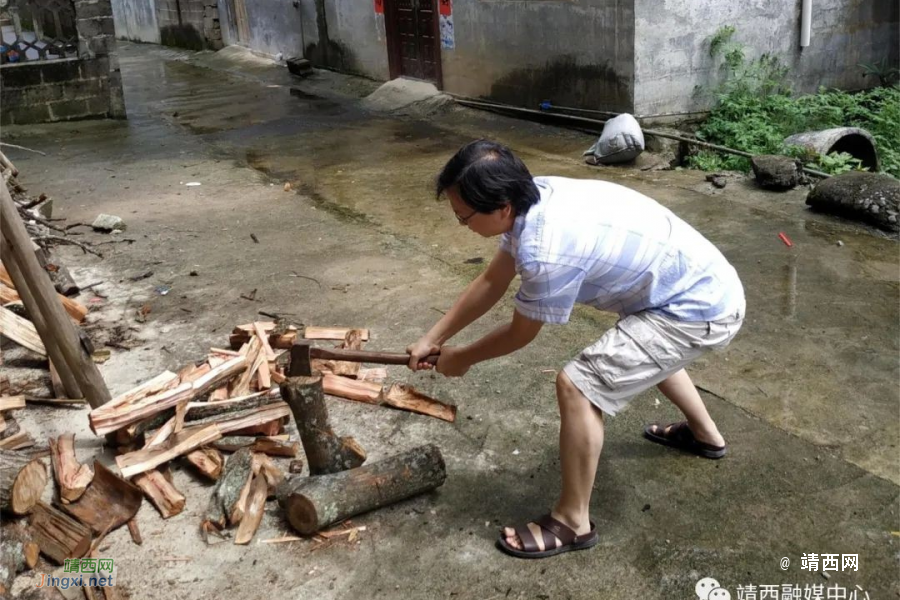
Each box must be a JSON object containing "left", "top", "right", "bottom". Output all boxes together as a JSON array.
[{"left": 455, "top": 208, "right": 478, "bottom": 225}]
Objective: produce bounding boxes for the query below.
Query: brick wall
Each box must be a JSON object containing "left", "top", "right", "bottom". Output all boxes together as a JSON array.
[
  {"left": 157, "top": 0, "right": 222, "bottom": 50},
  {"left": 0, "top": 0, "right": 126, "bottom": 125}
]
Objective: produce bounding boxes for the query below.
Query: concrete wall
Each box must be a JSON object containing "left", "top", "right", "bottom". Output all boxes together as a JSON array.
[
  {"left": 219, "top": 0, "right": 305, "bottom": 59},
  {"left": 296, "top": 0, "right": 389, "bottom": 78},
  {"left": 633, "top": 0, "right": 900, "bottom": 116},
  {"left": 111, "top": 0, "right": 161, "bottom": 43},
  {"left": 156, "top": 0, "right": 222, "bottom": 50},
  {"left": 1, "top": 0, "right": 126, "bottom": 125}
]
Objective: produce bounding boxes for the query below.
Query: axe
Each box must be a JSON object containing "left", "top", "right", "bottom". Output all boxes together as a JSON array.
[{"left": 289, "top": 341, "right": 440, "bottom": 377}]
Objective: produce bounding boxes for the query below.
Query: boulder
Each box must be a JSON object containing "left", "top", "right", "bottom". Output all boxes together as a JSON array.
[
  {"left": 91, "top": 214, "right": 126, "bottom": 232},
  {"left": 751, "top": 155, "right": 804, "bottom": 191},
  {"left": 806, "top": 171, "right": 900, "bottom": 232}
]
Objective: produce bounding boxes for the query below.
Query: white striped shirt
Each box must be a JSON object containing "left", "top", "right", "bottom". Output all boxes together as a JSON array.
[{"left": 499, "top": 177, "right": 745, "bottom": 324}]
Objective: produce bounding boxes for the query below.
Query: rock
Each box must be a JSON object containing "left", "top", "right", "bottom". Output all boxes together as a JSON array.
[
  {"left": 751, "top": 155, "right": 804, "bottom": 191},
  {"left": 286, "top": 57, "right": 311, "bottom": 77},
  {"left": 91, "top": 213, "right": 126, "bottom": 232},
  {"left": 706, "top": 174, "right": 727, "bottom": 189},
  {"left": 836, "top": 240, "right": 844, "bottom": 247},
  {"left": 806, "top": 171, "right": 900, "bottom": 232}
]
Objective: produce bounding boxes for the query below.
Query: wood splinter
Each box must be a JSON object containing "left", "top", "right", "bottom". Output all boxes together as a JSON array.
[{"left": 49, "top": 433, "right": 94, "bottom": 503}]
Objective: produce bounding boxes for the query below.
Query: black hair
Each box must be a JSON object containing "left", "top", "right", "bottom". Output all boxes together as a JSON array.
[{"left": 435, "top": 140, "right": 540, "bottom": 216}]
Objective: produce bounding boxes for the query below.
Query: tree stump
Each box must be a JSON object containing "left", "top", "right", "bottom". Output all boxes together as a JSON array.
[
  {"left": 280, "top": 373, "right": 366, "bottom": 475},
  {"left": 277, "top": 444, "right": 446, "bottom": 535},
  {"left": 0, "top": 448, "right": 48, "bottom": 515}
]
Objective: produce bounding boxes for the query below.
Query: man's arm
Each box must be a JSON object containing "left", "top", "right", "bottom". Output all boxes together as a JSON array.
[
  {"left": 408, "top": 248, "right": 517, "bottom": 368},
  {"left": 441, "top": 309, "right": 543, "bottom": 376}
]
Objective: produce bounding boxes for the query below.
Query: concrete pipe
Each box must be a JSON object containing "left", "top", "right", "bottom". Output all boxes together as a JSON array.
[{"left": 784, "top": 127, "right": 879, "bottom": 171}]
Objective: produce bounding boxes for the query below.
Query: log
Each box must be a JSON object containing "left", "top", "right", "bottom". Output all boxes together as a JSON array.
[
  {"left": 0, "top": 395, "right": 25, "bottom": 411},
  {"left": 60, "top": 461, "right": 141, "bottom": 536},
  {"left": 126, "top": 518, "right": 142, "bottom": 545},
  {"left": 49, "top": 434, "right": 94, "bottom": 503},
  {"left": 214, "top": 436, "right": 299, "bottom": 457},
  {"left": 322, "top": 373, "right": 382, "bottom": 404},
  {"left": 280, "top": 374, "right": 366, "bottom": 475},
  {"left": 0, "top": 432, "right": 34, "bottom": 450},
  {"left": 201, "top": 447, "right": 254, "bottom": 537},
  {"left": 0, "top": 264, "right": 87, "bottom": 323},
  {"left": 184, "top": 391, "right": 279, "bottom": 421},
  {"left": 304, "top": 327, "right": 369, "bottom": 341},
  {"left": 29, "top": 501, "right": 91, "bottom": 564},
  {"left": 233, "top": 474, "right": 267, "bottom": 545},
  {"left": 185, "top": 447, "right": 224, "bottom": 480},
  {"left": 116, "top": 424, "right": 222, "bottom": 478},
  {"left": 0, "top": 305, "right": 46, "bottom": 355},
  {"left": 90, "top": 357, "right": 246, "bottom": 435},
  {"left": 183, "top": 403, "right": 290, "bottom": 436},
  {"left": 97, "top": 371, "right": 179, "bottom": 415},
  {"left": 0, "top": 448, "right": 48, "bottom": 514},
  {"left": 331, "top": 329, "right": 365, "bottom": 378},
  {"left": 383, "top": 384, "right": 458, "bottom": 423},
  {"left": 1, "top": 523, "right": 40, "bottom": 597},
  {"left": 132, "top": 469, "right": 185, "bottom": 519},
  {"left": 277, "top": 444, "right": 446, "bottom": 535}
]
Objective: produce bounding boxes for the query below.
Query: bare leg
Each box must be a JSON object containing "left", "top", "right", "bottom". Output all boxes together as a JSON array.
[
  {"left": 503, "top": 371, "right": 602, "bottom": 550},
  {"left": 655, "top": 369, "right": 725, "bottom": 447}
]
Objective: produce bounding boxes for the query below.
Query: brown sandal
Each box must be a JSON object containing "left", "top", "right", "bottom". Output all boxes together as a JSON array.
[
  {"left": 644, "top": 421, "right": 727, "bottom": 459},
  {"left": 496, "top": 514, "right": 599, "bottom": 559}
]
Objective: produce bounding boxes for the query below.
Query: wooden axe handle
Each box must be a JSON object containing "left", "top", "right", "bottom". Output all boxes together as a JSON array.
[{"left": 309, "top": 347, "right": 439, "bottom": 366}]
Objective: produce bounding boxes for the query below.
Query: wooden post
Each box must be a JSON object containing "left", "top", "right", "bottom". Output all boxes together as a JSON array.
[
  {"left": 0, "top": 234, "right": 81, "bottom": 399},
  {"left": 0, "top": 185, "right": 110, "bottom": 409}
]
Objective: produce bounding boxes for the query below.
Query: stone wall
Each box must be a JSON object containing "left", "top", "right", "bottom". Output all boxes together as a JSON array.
[
  {"left": 156, "top": 0, "right": 222, "bottom": 50},
  {"left": 0, "top": 0, "right": 126, "bottom": 125}
]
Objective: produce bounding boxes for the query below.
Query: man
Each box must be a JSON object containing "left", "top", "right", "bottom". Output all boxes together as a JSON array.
[{"left": 407, "top": 140, "right": 745, "bottom": 559}]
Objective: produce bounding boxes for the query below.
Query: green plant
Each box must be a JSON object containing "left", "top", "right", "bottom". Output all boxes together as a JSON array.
[
  {"left": 859, "top": 58, "right": 900, "bottom": 87},
  {"left": 688, "top": 28, "right": 900, "bottom": 178}
]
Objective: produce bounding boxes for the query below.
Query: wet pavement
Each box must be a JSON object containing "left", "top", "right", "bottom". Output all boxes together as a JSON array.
[{"left": 2, "top": 42, "right": 897, "bottom": 599}]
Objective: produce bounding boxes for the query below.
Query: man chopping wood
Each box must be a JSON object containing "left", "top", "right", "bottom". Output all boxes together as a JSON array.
[{"left": 406, "top": 140, "right": 745, "bottom": 559}]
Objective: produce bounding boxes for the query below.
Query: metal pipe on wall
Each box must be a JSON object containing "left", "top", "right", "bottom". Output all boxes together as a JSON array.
[{"left": 800, "top": 0, "right": 812, "bottom": 47}]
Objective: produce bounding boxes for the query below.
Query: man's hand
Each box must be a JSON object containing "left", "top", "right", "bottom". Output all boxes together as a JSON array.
[
  {"left": 406, "top": 337, "right": 441, "bottom": 371},
  {"left": 434, "top": 346, "right": 471, "bottom": 377}
]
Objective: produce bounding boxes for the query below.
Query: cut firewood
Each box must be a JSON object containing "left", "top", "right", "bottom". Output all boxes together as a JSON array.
[
  {"left": 185, "top": 447, "right": 224, "bottom": 481},
  {"left": 0, "top": 283, "right": 18, "bottom": 305},
  {"left": 0, "top": 395, "right": 25, "bottom": 411},
  {"left": 280, "top": 374, "right": 366, "bottom": 475},
  {"left": 304, "top": 327, "right": 369, "bottom": 341},
  {"left": 383, "top": 384, "right": 458, "bottom": 423},
  {"left": 0, "top": 265, "right": 87, "bottom": 323},
  {"left": 233, "top": 473, "right": 267, "bottom": 545},
  {"left": 322, "top": 373, "right": 382, "bottom": 404},
  {"left": 0, "top": 413, "right": 19, "bottom": 440},
  {"left": 99, "top": 371, "right": 180, "bottom": 415},
  {"left": 214, "top": 436, "right": 299, "bottom": 457},
  {"left": 330, "top": 329, "right": 365, "bottom": 378},
  {"left": 90, "top": 357, "right": 247, "bottom": 436},
  {"left": 230, "top": 417, "right": 285, "bottom": 437},
  {"left": 145, "top": 416, "right": 176, "bottom": 448},
  {"left": 49, "top": 434, "right": 94, "bottom": 503},
  {"left": 60, "top": 462, "right": 142, "bottom": 535},
  {"left": 0, "top": 448, "right": 47, "bottom": 514},
  {"left": 229, "top": 338, "right": 262, "bottom": 398},
  {"left": 0, "top": 431, "right": 34, "bottom": 450},
  {"left": 24, "top": 395, "right": 86, "bottom": 406},
  {"left": 278, "top": 444, "right": 446, "bottom": 535},
  {"left": 0, "top": 306, "right": 46, "bottom": 355},
  {"left": 358, "top": 367, "right": 388, "bottom": 383},
  {"left": 29, "top": 501, "right": 91, "bottom": 564},
  {"left": 126, "top": 518, "right": 142, "bottom": 545},
  {"left": 133, "top": 469, "right": 185, "bottom": 519},
  {"left": 201, "top": 447, "right": 254, "bottom": 538},
  {"left": 253, "top": 322, "right": 276, "bottom": 362},
  {"left": 185, "top": 391, "right": 280, "bottom": 420},
  {"left": 230, "top": 323, "right": 299, "bottom": 350},
  {"left": 116, "top": 424, "right": 222, "bottom": 478},
  {"left": 184, "top": 403, "right": 290, "bottom": 436},
  {"left": 256, "top": 358, "right": 271, "bottom": 390},
  {"left": 252, "top": 453, "right": 284, "bottom": 498}
]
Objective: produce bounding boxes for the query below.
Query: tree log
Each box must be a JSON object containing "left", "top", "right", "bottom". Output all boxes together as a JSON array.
[
  {"left": 185, "top": 447, "right": 224, "bottom": 481},
  {"left": 29, "top": 501, "right": 91, "bottom": 564},
  {"left": 132, "top": 469, "right": 184, "bottom": 519},
  {"left": 1, "top": 521, "right": 40, "bottom": 595},
  {"left": 60, "top": 462, "right": 142, "bottom": 536},
  {"left": 0, "top": 448, "right": 48, "bottom": 515},
  {"left": 280, "top": 374, "right": 366, "bottom": 475},
  {"left": 201, "top": 447, "right": 254, "bottom": 538},
  {"left": 49, "top": 434, "right": 94, "bottom": 503},
  {"left": 277, "top": 444, "right": 446, "bottom": 535}
]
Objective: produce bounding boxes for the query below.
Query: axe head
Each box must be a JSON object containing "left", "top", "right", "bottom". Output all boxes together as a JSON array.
[{"left": 288, "top": 341, "right": 313, "bottom": 377}]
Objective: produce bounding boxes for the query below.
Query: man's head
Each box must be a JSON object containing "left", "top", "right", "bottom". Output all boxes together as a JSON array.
[{"left": 436, "top": 140, "right": 539, "bottom": 237}]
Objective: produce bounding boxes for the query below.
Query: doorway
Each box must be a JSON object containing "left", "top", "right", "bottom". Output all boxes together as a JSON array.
[{"left": 384, "top": 0, "right": 442, "bottom": 88}]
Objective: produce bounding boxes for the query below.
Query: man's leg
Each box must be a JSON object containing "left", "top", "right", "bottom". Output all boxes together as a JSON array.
[
  {"left": 503, "top": 371, "right": 603, "bottom": 550},
  {"left": 654, "top": 368, "right": 725, "bottom": 447}
]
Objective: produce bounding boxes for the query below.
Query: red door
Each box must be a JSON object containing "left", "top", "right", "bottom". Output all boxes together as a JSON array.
[{"left": 385, "top": 0, "right": 442, "bottom": 87}]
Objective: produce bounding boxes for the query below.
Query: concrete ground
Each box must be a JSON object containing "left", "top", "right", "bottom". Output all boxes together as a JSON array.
[{"left": 2, "top": 43, "right": 898, "bottom": 600}]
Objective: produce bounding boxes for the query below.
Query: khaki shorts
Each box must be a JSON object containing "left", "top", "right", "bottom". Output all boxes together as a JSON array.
[{"left": 562, "top": 309, "right": 744, "bottom": 416}]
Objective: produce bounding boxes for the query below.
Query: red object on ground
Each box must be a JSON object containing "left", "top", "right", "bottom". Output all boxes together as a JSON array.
[{"left": 778, "top": 232, "right": 793, "bottom": 247}]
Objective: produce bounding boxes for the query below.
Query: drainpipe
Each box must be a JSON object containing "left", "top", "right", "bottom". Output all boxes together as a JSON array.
[{"left": 800, "top": 0, "right": 812, "bottom": 47}]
